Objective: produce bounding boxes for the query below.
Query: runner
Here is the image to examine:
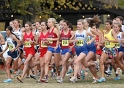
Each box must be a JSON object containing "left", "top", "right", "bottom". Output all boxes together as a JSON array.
[{"left": 3, "top": 26, "right": 21, "bottom": 83}]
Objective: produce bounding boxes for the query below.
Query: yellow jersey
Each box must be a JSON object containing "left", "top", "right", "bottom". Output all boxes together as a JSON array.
[{"left": 104, "top": 29, "right": 116, "bottom": 48}]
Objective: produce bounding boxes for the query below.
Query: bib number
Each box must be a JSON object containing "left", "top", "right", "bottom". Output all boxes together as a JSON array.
[
  {"left": 41, "top": 41, "right": 47, "bottom": 47},
  {"left": 49, "top": 38, "right": 53, "bottom": 44},
  {"left": 9, "top": 44, "right": 14, "bottom": 50},
  {"left": 76, "top": 40, "right": 84, "bottom": 46},
  {"left": 62, "top": 40, "right": 69, "bottom": 46},
  {"left": 105, "top": 41, "right": 110, "bottom": 46},
  {"left": 24, "top": 41, "right": 31, "bottom": 47}
]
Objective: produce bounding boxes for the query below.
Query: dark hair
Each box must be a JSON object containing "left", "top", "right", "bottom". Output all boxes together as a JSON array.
[
  {"left": 63, "top": 20, "right": 70, "bottom": 26},
  {"left": 41, "top": 21, "right": 48, "bottom": 30},
  {"left": 69, "top": 23, "right": 73, "bottom": 30},
  {"left": 6, "top": 26, "right": 19, "bottom": 40},
  {"left": 116, "top": 16, "right": 123, "bottom": 21},
  {"left": 106, "top": 20, "right": 113, "bottom": 25},
  {"left": 85, "top": 15, "right": 101, "bottom": 28}
]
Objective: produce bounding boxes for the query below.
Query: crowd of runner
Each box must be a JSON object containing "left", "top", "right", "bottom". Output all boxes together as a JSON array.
[{"left": 0, "top": 15, "right": 124, "bottom": 83}]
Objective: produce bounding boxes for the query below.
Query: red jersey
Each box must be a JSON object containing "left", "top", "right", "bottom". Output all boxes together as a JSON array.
[
  {"left": 23, "top": 31, "right": 35, "bottom": 57},
  {"left": 48, "top": 28, "right": 57, "bottom": 47},
  {"left": 95, "top": 36, "right": 102, "bottom": 55},
  {"left": 60, "top": 29, "right": 71, "bottom": 49},
  {"left": 39, "top": 31, "right": 48, "bottom": 49}
]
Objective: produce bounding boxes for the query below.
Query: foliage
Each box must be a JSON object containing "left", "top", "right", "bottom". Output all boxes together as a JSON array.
[{"left": 96, "top": 0, "right": 124, "bottom": 9}]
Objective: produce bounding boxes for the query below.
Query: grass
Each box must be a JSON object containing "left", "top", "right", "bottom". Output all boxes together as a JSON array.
[{"left": 0, "top": 69, "right": 124, "bottom": 88}]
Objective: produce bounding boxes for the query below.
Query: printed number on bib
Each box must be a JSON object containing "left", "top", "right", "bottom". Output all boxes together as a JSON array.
[
  {"left": 49, "top": 38, "right": 53, "bottom": 44},
  {"left": 41, "top": 41, "right": 47, "bottom": 47},
  {"left": 76, "top": 40, "right": 84, "bottom": 46},
  {"left": 105, "top": 41, "right": 110, "bottom": 46},
  {"left": 24, "top": 41, "right": 31, "bottom": 47},
  {"left": 62, "top": 40, "right": 69, "bottom": 46},
  {"left": 9, "top": 44, "right": 14, "bottom": 50}
]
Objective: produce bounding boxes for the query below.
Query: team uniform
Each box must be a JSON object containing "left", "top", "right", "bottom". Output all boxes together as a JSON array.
[
  {"left": 13, "top": 29, "right": 23, "bottom": 53},
  {"left": 39, "top": 31, "right": 48, "bottom": 57},
  {"left": 60, "top": 29, "right": 73, "bottom": 55},
  {"left": 6, "top": 35, "right": 20, "bottom": 60},
  {"left": 103, "top": 29, "right": 118, "bottom": 59},
  {"left": 23, "top": 32, "right": 35, "bottom": 58},
  {"left": 86, "top": 27, "right": 96, "bottom": 54},
  {"left": 75, "top": 30, "right": 88, "bottom": 56},
  {"left": 116, "top": 32, "right": 124, "bottom": 53},
  {"left": 47, "top": 28, "right": 60, "bottom": 53},
  {"left": 95, "top": 36, "right": 102, "bottom": 55},
  {"left": 35, "top": 29, "right": 40, "bottom": 53}
]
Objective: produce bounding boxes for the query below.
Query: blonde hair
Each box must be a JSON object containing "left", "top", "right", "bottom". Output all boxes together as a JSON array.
[
  {"left": 48, "top": 18, "right": 60, "bottom": 30},
  {"left": 77, "top": 19, "right": 84, "bottom": 24}
]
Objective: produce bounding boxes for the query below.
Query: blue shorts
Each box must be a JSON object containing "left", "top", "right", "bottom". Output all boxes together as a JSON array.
[
  {"left": 75, "top": 46, "right": 88, "bottom": 56},
  {"left": 48, "top": 46, "right": 60, "bottom": 53},
  {"left": 118, "top": 46, "right": 124, "bottom": 53},
  {"left": 86, "top": 44, "right": 96, "bottom": 53},
  {"left": 19, "top": 45, "right": 24, "bottom": 53},
  {"left": 7, "top": 50, "right": 20, "bottom": 60},
  {"left": 61, "top": 48, "right": 72, "bottom": 55}
]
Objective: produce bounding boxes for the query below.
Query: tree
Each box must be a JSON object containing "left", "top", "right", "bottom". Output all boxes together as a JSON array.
[{"left": 96, "top": 0, "right": 124, "bottom": 9}]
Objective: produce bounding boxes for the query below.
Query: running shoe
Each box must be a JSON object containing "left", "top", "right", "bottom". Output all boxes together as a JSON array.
[
  {"left": 114, "top": 76, "right": 120, "bottom": 81},
  {"left": 14, "top": 70, "right": 21, "bottom": 77},
  {"left": 3, "top": 79, "right": 12, "bottom": 83},
  {"left": 70, "top": 77, "right": 76, "bottom": 83},
  {"left": 17, "top": 75, "right": 23, "bottom": 83},
  {"left": 67, "top": 68, "right": 73, "bottom": 74},
  {"left": 92, "top": 79, "right": 98, "bottom": 83},
  {"left": 57, "top": 77, "right": 63, "bottom": 83},
  {"left": 30, "top": 75, "right": 37, "bottom": 80},
  {"left": 97, "top": 78, "right": 106, "bottom": 83},
  {"left": 81, "top": 70, "right": 85, "bottom": 80}
]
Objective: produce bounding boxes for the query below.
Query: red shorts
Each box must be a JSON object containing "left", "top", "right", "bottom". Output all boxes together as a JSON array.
[
  {"left": 39, "top": 48, "right": 47, "bottom": 58},
  {"left": 96, "top": 45, "right": 102, "bottom": 55},
  {"left": 71, "top": 47, "right": 76, "bottom": 55},
  {"left": 24, "top": 47, "right": 35, "bottom": 58}
]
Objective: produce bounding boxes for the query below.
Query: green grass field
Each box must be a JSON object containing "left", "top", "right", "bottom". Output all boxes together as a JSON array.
[{"left": 0, "top": 69, "right": 124, "bottom": 88}]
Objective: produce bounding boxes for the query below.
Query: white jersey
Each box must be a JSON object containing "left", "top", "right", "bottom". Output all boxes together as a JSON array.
[
  {"left": 117, "top": 32, "right": 123, "bottom": 48},
  {"left": 122, "top": 25, "right": 124, "bottom": 32},
  {"left": 6, "top": 35, "right": 16, "bottom": 51},
  {"left": 13, "top": 28, "right": 22, "bottom": 40},
  {"left": 75, "top": 30, "right": 87, "bottom": 46}
]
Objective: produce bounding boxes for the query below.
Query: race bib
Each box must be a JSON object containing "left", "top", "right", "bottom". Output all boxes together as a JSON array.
[
  {"left": 49, "top": 38, "right": 53, "bottom": 44},
  {"left": 115, "top": 43, "right": 120, "bottom": 48},
  {"left": 41, "top": 41, "right": 47, "bottom": 47},
  {"left": 9, "top": 44, "right": 14, "bottom": 50},
  {"left": 62, "top": 40, "right": 69, "bottom": 46},
  {"left": 76, "top": 40, "right": 84, "bottom": 46},
  {"left": 24, "top": 41, "right": 31, "bottom": 47},
  {"left": 105, "top": 41, "right": 110, "bottom": 46}
]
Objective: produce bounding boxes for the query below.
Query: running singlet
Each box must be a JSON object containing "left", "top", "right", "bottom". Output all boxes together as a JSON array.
[
  {"left": 86, "top": 27, "right": 94, "bottom": 45},
  {"left": 39, "top": 32, "right": 48, "bottom": 48},
  {"left": 104, "top": 29, "right": 115, "bottom": 48},
  {"left": 13, "top": 28, "right": 22, "bottom": 40},
  {"left": 116, "top": 32, "right": 122, "bottom": 48},
  {"left": 95, "top": 36, "right": 102, "bottom": 55},
  {"left": 23, "top": 32, "right": 34, "bottom": 48},
  {"left": 60, "top": 29, "right": 71, "bottom": 49},
  {"left": 75, "top": 30, "right": 87, "bottom": 47},
  {"left": 47, "top": 28, "right": 57, "bottom": 47},
  {"left": 6, "top": 35, "right": 17, "bottom": 51}
]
